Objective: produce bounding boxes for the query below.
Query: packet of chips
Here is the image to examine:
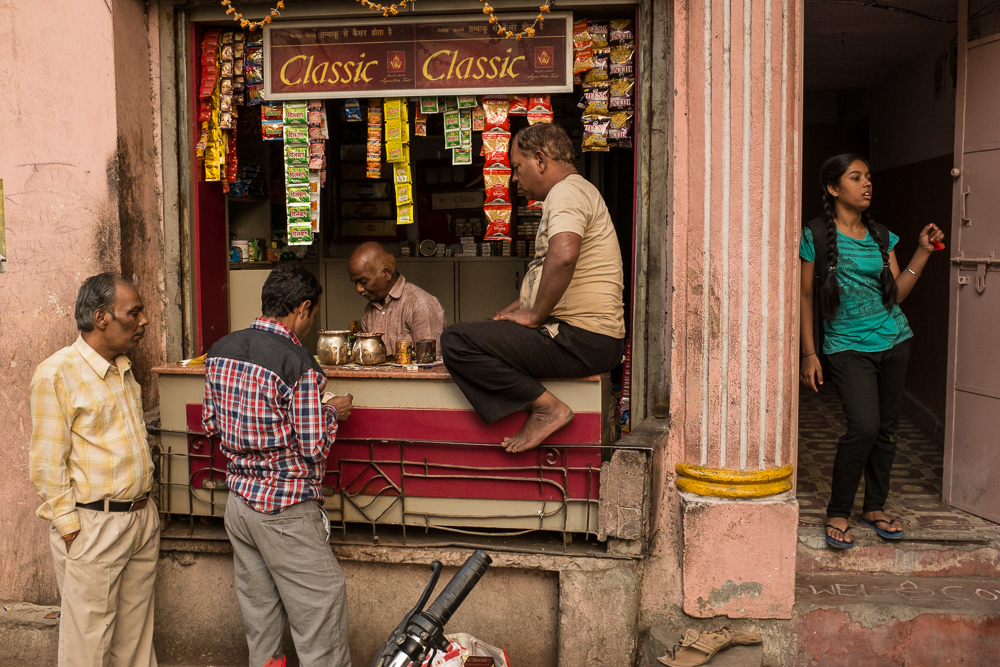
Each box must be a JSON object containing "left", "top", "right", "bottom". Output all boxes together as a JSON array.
[
  {"left": 483, "top": 96, "right": 510, "bottom": 131},
  {"left": 610, "top": 18, "right": 634, "bottom": 44},
  {"left": 482, "top": 130, "right": 511, "bottom": 166},
  {"left": 367, "top": 162, "right": 382, "bottom": 178},
  {"left": 484, "top": 204, "right": 512, "bottom": 241},
  {"left": 508, "top": 95, "right": 528, "bottom": 115},
  {"left": 368, "top": 104, "right": 383, "bottom": 124},
  {"left": 573, "top": 19, "right": 594, "bottom": 75},
  {"left": 472, "top": 105, "right": 485, "bottom": 131},
  {"left": 610, "top": 77, "right": 635, "bottom": 109},
  {"left": 610, "top": 44, "right": 635, "bottom": 76},
  {"left": 608, "top": 110, "right": 633, "bottom": 144},
  {"left": 582, "top": 82, "right": 611, "bottom": 116},
  {"left": 484, "top": 165, "right": 511, "bottom": 205},
  {"left": 420, "top": 96, "right": 439, "bottom": 114},
  {"left": 590, "top": 21, "right": 609, "bottom": 50},
  {"left": 527, "top": 95, "right": 553, "bottom": 125},
  {"left": 345, "top": 99, "right": 362, "bottom": 122},
  {"left": 287, "top": 222, "right": 313, "bottom": 245},
  {"left": 582, "top": 116, "right": 611, "bottom": 152},
  {"left": 262, "top": 122, "right": 283, "bottom": 141}
]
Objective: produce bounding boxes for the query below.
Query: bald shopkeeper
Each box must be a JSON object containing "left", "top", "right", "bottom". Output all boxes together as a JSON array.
[{"left": 348, "top": 242, "right": 446, "bottom": 352}]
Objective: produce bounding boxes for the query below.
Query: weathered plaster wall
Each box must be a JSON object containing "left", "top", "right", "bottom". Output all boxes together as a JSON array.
[{"left": 0, "top": 0, "right": 164, "bottom": 603}]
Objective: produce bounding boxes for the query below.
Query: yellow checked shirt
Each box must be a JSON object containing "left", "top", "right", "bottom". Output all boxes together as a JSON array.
[{"left": 29, "top": 336, "right": 154, "bottom": 536}]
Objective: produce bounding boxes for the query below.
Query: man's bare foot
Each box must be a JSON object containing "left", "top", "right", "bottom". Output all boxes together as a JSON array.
[
  {"left": 825, "top": 516, "right": 853, "bottom": 547},
  {"left": 502, "top": 391, "right": 574, "bottom": 453}
]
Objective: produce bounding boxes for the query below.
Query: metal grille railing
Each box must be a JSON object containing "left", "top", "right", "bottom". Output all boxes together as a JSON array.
[{"left": 969, "top": 0, "right": 1000, "bottom": 41}]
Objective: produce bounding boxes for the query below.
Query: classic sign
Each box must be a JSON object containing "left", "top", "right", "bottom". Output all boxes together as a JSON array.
[{"left": 263, "top": 14, "right": 572, "bottom": 100}]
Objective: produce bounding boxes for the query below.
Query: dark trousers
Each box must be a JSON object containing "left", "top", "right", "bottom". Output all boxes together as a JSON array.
[
  {"left": 441, "top": 319, "right": 625, "bottom": 424},
  {"left": 824, "top": 339, "right": 911, "bottom": 518}
]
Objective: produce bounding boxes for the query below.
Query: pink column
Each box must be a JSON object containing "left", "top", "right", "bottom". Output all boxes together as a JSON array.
[{"left": 668, "top": 0, "right": 803, "bottom": 618}]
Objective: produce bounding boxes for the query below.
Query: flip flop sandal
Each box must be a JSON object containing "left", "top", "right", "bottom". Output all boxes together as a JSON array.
[
  {"left": 859, "top": 517, "right": 904, "bottom": 540},
  {"left": 824, "top": 523, "right": 854, "bottom": 549},
  {"left": 656, "top": 626, "right": 763, "bottom": 666}
]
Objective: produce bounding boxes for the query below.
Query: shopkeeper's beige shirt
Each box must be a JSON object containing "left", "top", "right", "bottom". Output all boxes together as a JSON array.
[
  {"left": 360, "top": 275, "right": 446, "bottom": 353},
  {"left": 519, "top": 174, "right": 625, "bottom": 339}
]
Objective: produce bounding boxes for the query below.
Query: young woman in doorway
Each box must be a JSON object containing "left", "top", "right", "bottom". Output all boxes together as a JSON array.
[{"left": 799, "top": 153, "right": 945, "bottom": 549}]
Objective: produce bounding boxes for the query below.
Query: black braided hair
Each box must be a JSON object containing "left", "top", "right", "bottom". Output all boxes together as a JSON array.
[
  {"left": 861, "top": 210, "right": 898, "bottom": 309},
  {"left": 818, "top": 185, "right": 841, "bottom": 320}
]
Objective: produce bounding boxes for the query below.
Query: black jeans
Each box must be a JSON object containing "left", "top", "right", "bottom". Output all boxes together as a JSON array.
[
  {"left": 441, "top": 319, "right": 625, "bottom": 424},
  {"left": 824, "top": 339, "right": 911, "bottom": 518}
]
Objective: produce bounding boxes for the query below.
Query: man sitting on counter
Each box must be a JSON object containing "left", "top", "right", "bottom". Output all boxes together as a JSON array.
[
  {"left": 442, "top": 123, "right": 626, "bottom": 454},
  {"left": 348, "top": 241, "right": 446, "bottom": 352}
]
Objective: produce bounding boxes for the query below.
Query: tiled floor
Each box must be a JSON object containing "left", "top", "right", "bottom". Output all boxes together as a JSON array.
[{"left": 796, "top": 383, "right": 999, "bottom": 536}]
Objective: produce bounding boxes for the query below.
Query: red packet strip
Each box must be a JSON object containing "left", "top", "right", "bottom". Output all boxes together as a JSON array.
[
  {"left": 482, "top": 95, "right": 510, "bottom": 131},
  {"left": 508, "top": 94, "right": 528, "bottom": 115},
  {"left": 482, "top": 130, "right": 511, "bottom": 166},
  {"left": 484, "top": 204, "right": 513, "bottom": 241},
  {"left": 484, "top": 165, "right": 511, "bottom": 205}
]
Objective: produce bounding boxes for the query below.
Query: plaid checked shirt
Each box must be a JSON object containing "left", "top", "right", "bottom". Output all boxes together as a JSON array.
[
  {"left": 202, "top": 318, "right": 338, "bottom": 514},
  {"left": 29, "top": 337, "right": 154, "bottom": 536}
]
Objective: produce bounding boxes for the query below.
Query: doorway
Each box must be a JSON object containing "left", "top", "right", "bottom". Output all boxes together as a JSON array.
[{"left": 795, "top": 0, "right": 999, "bottom": 536}]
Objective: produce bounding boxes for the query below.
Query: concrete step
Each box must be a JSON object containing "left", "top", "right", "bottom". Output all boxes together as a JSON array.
[
  {"left": 797, "top": 525, "right": 1000, "bottom": 579},
  {"left": 0, "top": 601, "right": 60, "bottom": 666}
]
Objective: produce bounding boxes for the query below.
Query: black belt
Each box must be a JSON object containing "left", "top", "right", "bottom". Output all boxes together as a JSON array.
[{"left": 76, "top": 496, "right": 149, "bottom": 513}]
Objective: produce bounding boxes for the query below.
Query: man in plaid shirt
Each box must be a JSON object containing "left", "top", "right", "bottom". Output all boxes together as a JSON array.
[{"left": 203, "top": 265, "right": 354, "bottom": 667}]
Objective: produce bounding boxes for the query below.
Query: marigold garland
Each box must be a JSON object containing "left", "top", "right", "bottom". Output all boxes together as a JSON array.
[
  {"left": 219, "top": 0, "right": 284, "bottom": 31},
  {"left": 357, "top": 0, "right": 408, "bottom": 17},
  {"left": 482, "top": 0, "right": 551, "bottom": 40}
]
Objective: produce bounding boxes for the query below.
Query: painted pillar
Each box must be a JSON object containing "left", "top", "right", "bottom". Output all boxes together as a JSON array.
[{"left": 669, "top": 0, "right": 803, "bottom": 618}]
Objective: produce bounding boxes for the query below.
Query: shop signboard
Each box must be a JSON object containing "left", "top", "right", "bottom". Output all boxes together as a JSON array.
[{"left": 264, "top": 13, "right": 573, "bottom": 100}]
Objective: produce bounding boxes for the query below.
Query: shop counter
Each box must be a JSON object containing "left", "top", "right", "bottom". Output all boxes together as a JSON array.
[{"left": 154, "top": 364, "right": 612, "bottom": 538}]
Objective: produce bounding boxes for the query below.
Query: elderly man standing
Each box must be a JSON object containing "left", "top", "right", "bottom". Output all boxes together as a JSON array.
[
  {"left": 203, "top": 264, "right": 354, "bottom": 667},
  {"left": 348, "top": 241, "right": 446, "bottom": 352},
  {"left": 29, "top": 273, "right": 158, "bottom": 667},
  {"left": 442, "top": 123, "right": 626, "bottom": 453}
]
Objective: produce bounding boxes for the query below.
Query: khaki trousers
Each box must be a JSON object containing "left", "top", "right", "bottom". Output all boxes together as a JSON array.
[{"left": 49, "top": 500, "right": 160, "bottom": 667}]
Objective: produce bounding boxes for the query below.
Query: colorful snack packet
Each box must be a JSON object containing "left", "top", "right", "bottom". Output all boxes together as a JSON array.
[
  {"left": 245, "top": 63, "right": 263, "bottom": 84},
  {"left": 394, "top": 183, "right": 413, "bottom": 206},
  {"left": 610, "top": 44, "right": 635, "bottom": 76},
  {"left": 283, "top": 102, "right": 307, "bottom": 125},
  {"left": 415, "top": 111, "right": 427, "bottom": 136},
  {"left": 287, "top": 206, "right": 311, "bottom": 225},
  {"left": 287, "top": 222, "right": 313, "bottom": 245},
  {"left": 610, "top": 77, "right": 635, "bottom": 109},
  {"left": 345, "top": 99, "right": 363, "bottom": 122},
  {"left": 444, "top": 128, "right": 462, "bottom": 150},
  {"left": 460, "top": 110, "right": 472, "bottom": 130},
  {"left": 420, "top": 96, "right": 440, "bottom": 114},
  {"left": 573, "top": 19, "right": 595, "bottom": 75},
  {"left": 285, "top": 165, "right": 310, "bottom": 185},
  {"left": 582, "top": 82, "right": 611, "bottom": 116},
  {"left": 508, "top": 95, "right": 528, "bottom": 115},
  {"left": 582, "top": 116, "right": 611, "bottom": 152},
  {"left": 460, "top": 128, "right": 472, "bottom": 148},
  {"left": 610, "top": 18, "right": 634, "bottom": 44},
  {"left": 393, "top": 163, "right": 411, "bottom": 184},
  {"left": 472, "top": 105, "right": 485, "bottom": 132},
  {"left": 367, "top": 161, "right": 382, "bottom": 179},
  {"left": 397, "top": 203, "right": 415, "bottom": 225},
  {"left": 452, "top": 147, "right": 472, "bottom": 165},
  {"left": 368, "top": 104, "right": 383, "bottom": 124},
  {"left": 262, "top": 102, "right": 283, "bottom": 122},
  {"left": 484, "top": 204, "right": 512, "bottom": 241},
  {"left": 386, "top": 142, "right": 405, "bottom": 162},
  {"left": 482, "top": 130, "right": 511, "bottom": 166},
  {"left": 284, "top": 144, "right": 309, "bottom": 165},
  {"left": 247, "top": 83, "right": 265, "bottom": 106},
  {"left": 590, "top": 21, "right": 609, "bottom": 50},
  {"left": 458, "top": 95, "right": 478, "bottom": 109},
  {"left": 262, "top": 122, "right": 283, "bottom": 140},
  {"left": 442, "top": 96, "right": 459, "bottom": 112},
  {"left": 483, "top": 96, "right": 510, "bottom": 131},
  {"left": 608, "top": 110, "right": 633, "bottom": 141},
  {"left": 286, "top": 184, "right": 310, "bottom": 204},
  {"left": 284, "top": 125, "right": 309, "bottom": 144},
  {"left": 527, "top": 96, "right": 554, "bottom": 125},
  {"left": 484, "top": 165, "right": 511, "bottom": 205}
]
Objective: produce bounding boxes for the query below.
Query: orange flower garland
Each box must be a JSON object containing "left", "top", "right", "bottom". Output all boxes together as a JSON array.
[
  {"left": 219, "top": 0, "right": 284, "bottom": 31},
  {"left": 482, "top": 1, "right": 551, "bottom": 40},
  {"left": 358, "top": 0, "right": 408, "bottom": 16}
]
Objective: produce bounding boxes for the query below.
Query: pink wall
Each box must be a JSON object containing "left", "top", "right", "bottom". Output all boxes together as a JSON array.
[{"left": 0, "top": 0, "right": 164, "bottom": 603}]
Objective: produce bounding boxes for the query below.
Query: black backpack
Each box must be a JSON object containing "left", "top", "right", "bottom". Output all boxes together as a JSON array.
[{"left": 804, "top": 216, "right": 890, "bottom": 365}]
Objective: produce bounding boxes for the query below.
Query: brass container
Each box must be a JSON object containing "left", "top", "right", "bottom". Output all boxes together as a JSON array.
[
  {"left": 352, "top": 333, "right": 387, "bottom": 365},
  {"left": 395, "top": 340, "right": 413, "bottom": 364},
  {"left": 316, "top": 330, "right": 353, "bottom": 366},
  {"left": 415, "top": 339, "right": 436, "bottom": 364}
]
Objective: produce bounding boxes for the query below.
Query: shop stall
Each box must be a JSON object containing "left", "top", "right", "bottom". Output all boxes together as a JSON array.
[{"left": 162, "top": 4, "right": 643, "bottom": 540}]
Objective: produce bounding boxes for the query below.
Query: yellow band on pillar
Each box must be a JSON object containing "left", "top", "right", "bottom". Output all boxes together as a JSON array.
[{"left": 675, "top": 462, "right": 794, "bottom": 498}]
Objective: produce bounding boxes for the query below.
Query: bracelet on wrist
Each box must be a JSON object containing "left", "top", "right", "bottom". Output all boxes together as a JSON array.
[
  {"left": 801, "top": 352, "right": 817, "bottom": 359},
  {"left": 906, "top": 267, "right": 921, "bottom": 277}
]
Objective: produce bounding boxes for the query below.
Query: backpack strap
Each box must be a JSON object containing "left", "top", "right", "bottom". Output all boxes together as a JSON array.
[{"left": 804, "top": 216, "right": 829, "bottom": 363}]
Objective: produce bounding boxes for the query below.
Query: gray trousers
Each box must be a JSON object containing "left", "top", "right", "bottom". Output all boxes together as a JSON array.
[{"left": 225, "top": 494, "right": 352, "bottom": 667}]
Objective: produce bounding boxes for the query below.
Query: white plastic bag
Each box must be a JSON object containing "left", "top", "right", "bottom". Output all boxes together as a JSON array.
[{"left": 445, "top": 632, "right": 511, "bottom": 667}]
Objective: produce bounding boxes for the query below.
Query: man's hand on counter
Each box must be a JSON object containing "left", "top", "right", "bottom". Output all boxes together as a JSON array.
[{"left": 325, "top": 393, "right": 354, "bottom": 421}]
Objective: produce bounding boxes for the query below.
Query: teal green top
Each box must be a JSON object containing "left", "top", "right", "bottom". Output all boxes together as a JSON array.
[{"left": 800, "top": 227, "right": 913, "bottom": 354}]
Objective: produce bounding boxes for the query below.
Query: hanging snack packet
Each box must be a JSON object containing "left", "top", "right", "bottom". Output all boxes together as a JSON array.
[
  {"left": 284, "top": 125, "right": 309, "bottom": 144},
  {"left": 508, "top": 95, "right": 528, "bottom": 115},
  {"left": 583, "top": 53, "right": 609, "bottom": 83},
  {"left": 385, "top": 142, "right": 404, "bottom": 162},
  {"left": 442, "top": 96, "right": 459, "bottom": 112},
  {"left": 582, "top": 83, "right": 611, "bottom": 117},
  {"left": 247, "top": 84, "right": 265, "bottom": 105},
  {"left": 484, "top": 204, "right": 512, "bottom": 241},
  {"left": 285, "top": 165, "right": 310, "bottom": 185},
  {"left": 287, "top": 222, "right": 313, "bottom": 246},
  {"left": 397, "top": 203, "right": 415, "bottom": 225},
  {"left": 482, "top": 130, "right": 511, "bottom": 166},
  {"left": 573, "top": 19, "right": 594, "bottom": 75},
  {"left": 527, "top": 95, "right": 554, "bottom": 125},
  {"left": 460, "top": 128, "right": 472, "bottom": 148},
  {"left": 590, "top": 21, "right": 610, "bottom": 50},
  {"left": 610, "top": 18, "right": 634, "bottom": 44},
  {"left": 582, "top": 116, "right": 611, "bottom": 152},
  {"left": 444, "top": 129, "right": 462, "bottom": 150},
  {"left": 367, "top": 162, "right": 382, "bottom": 179},
  {"left": 452, "top": 147, "right": 472, "bottom": 165},
  {"left": 393, "top": 162, "right": 411, "bottom": 185},
  {"left": 460, "top": 110, "right": 472, "bottom": 130},
  {"left": 483, "top": 165, "right": 511, "bottom": 205},
  {"left": 262, "top": 122, "right": 283, "bottom": 140},
  {"left": 415, "top": 111, "right": 427, "bottom": 136},
  {"left": 443, "top": 111, "right": 461, "bottom": 132},
  {"left": 384, "top": 98, "right": 402, "bottom": 122},
  {"left": 395, "top": 183, "right": 413, "bottom": 206},
  {"left": 609, "top": 110, "right": 633, "bottom": 145},
  {"left": 284, "top": 144, "right": 309, "bottom": 165},
  {"left": 528, "top": 199, "right": 544, "bottom": 212},
  {"left": 284, "top": 102, "right": 307, "bottom": 125},
  {"left": 287, "top": 206, "right": 311, "bottom": 226},
  {"left": 458, "top": 95, "right": 478, "bottom": 109},
  {"left": 368, "top": 104, "right": 383, "bottom": 124},
  {"left": 610, "top": 43, "right": 635, "bottom": 76},
  {"left": 472, "top": 105, "right": 485, "bottom": 131},
  {"left": 345, "top": 99, "right": 363, "bottom": 122},
  {"left": 610, "top": 77, "right": 635, "bottom": 109},
  {"left": 245, "top": 63, "right": 263, "bottom": 84},
  {"left": 246, "top": 44, "right": 263, "bottom": 65},
  {"left": 482, "top": 96, "right": 510, "bottom": 131},
  {"left": 287, "top": 184, "right": 310, "bottom": 205},
  {"left": 420, "top": 96, "right": 440, "bottom": 114}
]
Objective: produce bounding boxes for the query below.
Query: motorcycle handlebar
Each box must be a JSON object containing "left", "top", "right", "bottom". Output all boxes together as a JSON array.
[{"left": 421, "top": 550, "right": 493, "bottom": 629}]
